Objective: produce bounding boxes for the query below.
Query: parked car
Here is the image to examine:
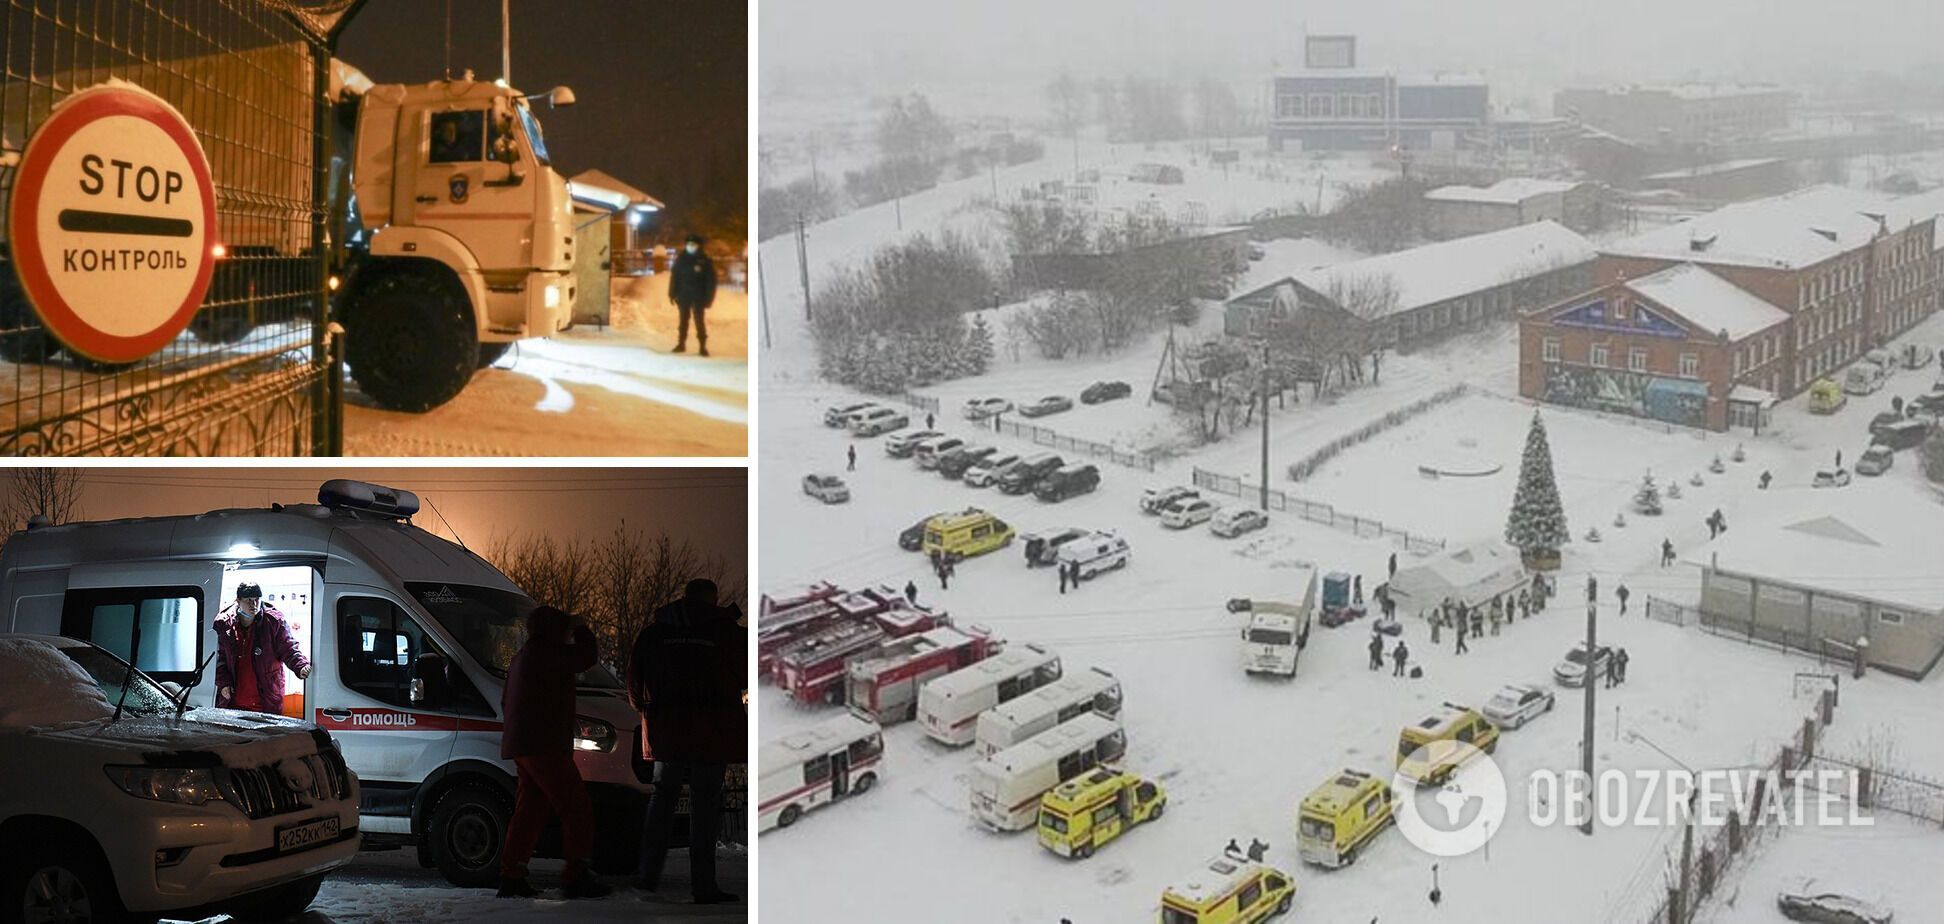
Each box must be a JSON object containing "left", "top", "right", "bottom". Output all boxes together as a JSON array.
[
  {"left": 1813, "top": 468, "right": 1852, "bottom": 488},
  {"left": 1900, "top": 342, "right": 1935, "bottom": 371},
  {"left": 914, "top": 436, "right": 968, "bottom": 470},
  {"left": 1855, "top": 445, "right": 1895, "bottom": 476},
  {"left": 850, "top": 406, "right": 909, "bottom": 436},
  {"left": 803, "top": 473, "right": 851, "bottom": 504},
  {"left": 1552, "top": 643, "right": 1613, "bottom": 687},
  {"left": 1844, "top": 363, "right": 1887, "bottom": 396},
  {"left": 998, "top": 453, "right": 1065, "bottom": 495},
  {"left": 1867, "top": 411, "right": 1905, "bottom": 436},
  {"left": 1035, "top": 463, "right": 1102, "bottom": 503},
  {"left": 937, "top": 444, "right": 1000, "bottom": 479},
  {"left": 1080, "top": 381, "right": 1133, "bottom": 405},
  {"left": 885, "top": 429, "right": 944, "bottom": 457},
  {"left": 962, "top": 397, "right": 1013, "bottom": 420},
  {"left": 1911, "top": 390, "right": 1944, "bottom": 416},
  {"left": 1018, "top": 395, "right": 1074, "bottom": 418},
  {"left": 1159, "top": 497, "right": 1218, "bottom": 529},
  {"left": 1482, "top": 683, "right": 1556, "bottom": 729},
  {"left": 1874, "top": 419, "right": 1933, "bottom": 451},
  {"left": 1023, "top": 527, "right": 1091, "bottom": 567},
  {"left": 961, "top": 452, "right": 1022, "bottom": 488},
  {"left": 0, "top": 635, "right": 359, "bottom": 924},
  {"left": 825, "top": 401, "right": 881, "bottom": 427},
  {"left": 1210, "top": 506, "right": 1269, "bottom": 538},
  {"left": 1776, "top": 888, "right": 1892, "bottom": 924},
  {"left": 1140, "top": 485, "right": 1199, "bottom": 515}
]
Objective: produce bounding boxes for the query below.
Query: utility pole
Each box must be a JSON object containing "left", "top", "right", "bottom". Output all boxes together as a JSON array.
[
  {"left": 500, "top": 0, "right": 511, "bottom": 86},
  {"left": 758, "top": 256, "right": 773, "bottom": 350},
  {"left": 1259, "top": 339, "right": 1271, "bottom": 511},
  {"left": 795, "top": 215, "right": 812, "bottom": 322},
  {"left": 1581, "top": 595, "right": 1598, "bottom": 836}
]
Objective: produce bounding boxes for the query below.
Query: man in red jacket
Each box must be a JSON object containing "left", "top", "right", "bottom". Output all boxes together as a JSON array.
[
  {"left": 496, "top": 605, "right": 611, "bottom": 899},
  {"left": 628, "top": 579, "right": 744, "bottom": 903},
  {"left": 214, "top": 583, "right": 310, "bottom": 714}
]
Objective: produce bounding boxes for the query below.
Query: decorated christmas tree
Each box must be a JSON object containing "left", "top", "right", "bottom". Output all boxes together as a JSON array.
[
  {"left": 1505, "top": 411, "right": 1571, "bottom": 563},
  {"left": 1632, "top": 472, "right": 1663, "bottom": 515}
]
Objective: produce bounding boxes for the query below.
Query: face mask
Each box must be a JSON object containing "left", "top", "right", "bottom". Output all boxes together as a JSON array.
[
  {"left": 685, "top": 243, "right": 698, "bottom": 254},
  {"left": 238, "top": 600, "right": 260, "bottom": 625}
]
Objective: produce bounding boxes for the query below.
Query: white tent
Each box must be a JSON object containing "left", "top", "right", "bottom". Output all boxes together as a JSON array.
[{"left": 1385, "top": 543, "right": 1531, "bottom": 612}]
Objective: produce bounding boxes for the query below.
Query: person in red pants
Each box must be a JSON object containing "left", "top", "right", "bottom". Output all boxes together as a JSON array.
[{"left": 496, "top": 605, "right": 611, "bottom": 899}]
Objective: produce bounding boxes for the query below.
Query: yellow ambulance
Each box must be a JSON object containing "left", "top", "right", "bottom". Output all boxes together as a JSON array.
[
  {"left": 1158, "top": 853, "right": 1295, "bottom": 923},
  {"left": 922, "top": 510, "right": 1016, "bottom": 559},
  {"left": 1037, "top": 768, "right": 1165, "bottom": 858},
  {"left": 1297, "top": 768, "right": 1393, "bottom": 868},
  {"left": 1395, "top": 702, "right": 1500, "bottom": 785}
]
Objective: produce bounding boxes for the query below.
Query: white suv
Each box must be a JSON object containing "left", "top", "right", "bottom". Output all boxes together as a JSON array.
[{"left": 0, "top": 635, "right": 359, "bottom": 923}]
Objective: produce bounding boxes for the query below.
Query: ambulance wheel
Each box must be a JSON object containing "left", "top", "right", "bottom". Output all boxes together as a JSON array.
[
  {"left": 478, "top": 341, "right": 512, "bottom": 368},
  {"left": 854, "top": 773, "right": 877, "bottom": 794},
  {"left": 1149, "top": 800, "right": 1164, "bottom": 820},
  {"left": 778, "top": 804, "right": 803, "bottom": 828},
  {"left": 1074, "top": 842, "right": 1094, "bottom": 860},
  {"left": 344, "top": 265, "right": 477, "bottom": 413},
  {"left": 1276, "top": 893, "right": 1293, "bottom": 915},
  {"left": 427, "top": 784, "right": 511, "bottom": 888}
]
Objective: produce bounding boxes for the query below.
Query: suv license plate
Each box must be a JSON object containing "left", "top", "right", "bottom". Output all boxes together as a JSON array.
[{"left": 276, "top": 816, "right": 340, "bottom": 853}]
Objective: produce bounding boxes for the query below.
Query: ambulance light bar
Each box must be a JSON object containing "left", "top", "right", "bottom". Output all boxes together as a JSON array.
[{"left": 319, "top": 480, "right": 421, "bottom": 518}]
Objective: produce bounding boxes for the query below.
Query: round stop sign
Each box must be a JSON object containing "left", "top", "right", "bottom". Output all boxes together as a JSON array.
[{"left": 6, "top": 83, "right": 218, "bottom": 363}]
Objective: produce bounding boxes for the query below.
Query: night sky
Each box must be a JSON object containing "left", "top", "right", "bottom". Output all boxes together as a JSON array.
[
  {"left": 338, "top": 0, "right": 747, "bottom": 241},
  {"left": 47, "top": 467, "right": 747, "bottom": 597}
]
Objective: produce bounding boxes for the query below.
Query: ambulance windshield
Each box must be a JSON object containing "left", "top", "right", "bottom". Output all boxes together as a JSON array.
[{"left": 406, "top": 582, "right": 620, "bottom": 688}]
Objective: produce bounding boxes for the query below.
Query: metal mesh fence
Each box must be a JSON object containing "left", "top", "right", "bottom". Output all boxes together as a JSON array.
[
  {"left": 1193, "top": 466, "right": 1447, "bottom": 553},
  {"left": 0, "top": 0, "right": 337, "bottom": 455}
]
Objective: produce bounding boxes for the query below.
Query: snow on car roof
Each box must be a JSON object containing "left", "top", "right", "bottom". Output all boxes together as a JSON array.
[{"left": 1167, "top": 855, "right": 1256, "bottom": 904}]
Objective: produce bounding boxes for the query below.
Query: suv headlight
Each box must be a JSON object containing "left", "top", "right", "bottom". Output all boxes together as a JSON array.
[
  {"left": 105, "top": 766, "right": 226, "bottom": 806},
  {"left": 574, "top": 716, "right": 617, "bottom": 753}
]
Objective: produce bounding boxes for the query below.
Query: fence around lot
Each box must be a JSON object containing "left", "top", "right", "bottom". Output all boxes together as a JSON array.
[
  {"left": 1807, "top": 752, "right": 1944, "bottom": 827},
  {"left": 993, "top": 415, "right": 1157, "bottom": 471},
  {"left": 1193, "top": 467, "right": 1446, "bottom": 553}
]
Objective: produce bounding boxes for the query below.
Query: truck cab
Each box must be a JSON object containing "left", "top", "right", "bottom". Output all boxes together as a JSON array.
[
  {"left": 1036, "top": 768, "right": 1165, "bottom": 858},
  {"left": 0, "top": 480, "right": 655, "bottom": 887}
]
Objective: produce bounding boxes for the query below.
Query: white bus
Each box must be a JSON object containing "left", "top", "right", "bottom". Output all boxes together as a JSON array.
[
  {"left": 968, "top": 713, "right": 1126, "bottom": 831},
  {"left": 974, "top": 666, "right": 1122, "bottom": 757},
  {"left": 758, "top": 714, "right": 885, "bottom": 833},
  {"left": 917, "top": 642, "right": 1062, "bottom": 746}
]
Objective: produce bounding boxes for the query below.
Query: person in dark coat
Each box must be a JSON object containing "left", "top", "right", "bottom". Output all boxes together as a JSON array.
[
  {"left": 904, "top": 580, "right": 918, "bottom": 604},
  {"left": 1368, "top": 634, "right": 1384, "bottom": 671},
  {"left": 847, "top": 444, "right": 856, "bottom": 472},
  {"left": 1058, "top": 561, "right": 1070, "bottom": 595},
  {"left": 1616, "top": 648, "right": 1631, "bottom": 684},
  {"left": 214, "top": 583, "right": 311, "bottom": 714},
  {"left": 629, "top": 580, "right": 744, "bottom": 904},
  {"left": 1586, "top": 574, "right": 1598, "bottom": 605},
  {"left": 1661, "top": 538, "right": 1676, "bottom": 568},
  {"left": 1353, "top": 575, "right": 1364, "bottom": 605},
  {"left": 498, "top": 606, "right": 609, "bottom": 898},
  {"left": 1616, "top": 582, "right": 1631, "bottom": 615},
  {"left": 1604, "top": 653, "right": 1619, "bottom": 689},
  {"left": 1454, "top": 621, "right": 1469, "bottom": 655},
  {"left": 668, "top": 233, "right": 718, "bottom": 356},
  {"left": 926, "top": 412, "right": 935, "bottom": 430},
  {"left": 1388, "top": 552, "right": 1397, "bottom": 578},
  {"left": 1759, "top": 470, "right": 1772, "bottom": 490},
  {"left": 1391, "top": 640, "right": 1409, "bottom": 677}
]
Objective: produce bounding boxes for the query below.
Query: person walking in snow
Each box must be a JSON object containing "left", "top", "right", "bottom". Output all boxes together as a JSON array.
[
  {"left": 1617, "top": 648, "right": 1631, "bottom": 684},
  {"left": 1470, "top": 607, "right": 1484, "bottom": 640},
  {"left": 1616, "top": 582, "right": 1630, "bottom": 616},
  {"left": 1392, "top": 640, "right": 1409, "bottom": 677},
  {"left": 1711, "top": 509, "right": 1726, "bottom": 535},
  {"left": 1454, "top": 622, "right": 1469, "bottom": 655},
  {"left": 1759, "top": 470, "right": 1772, "bottom": 490},
  {"left": 1489, "top": 606, "right": 1502, "bottom": 637},
  {"left": 1353, "top": 574, "right": 1364, "bottom": 606},
  {"left": 668, "top": 233, "right": 717, "bottom": 356},
  {"left": 1429, "top": 611, "right": 1442, "bottom": 645},
  {"left": 846, "top": 444, "right": 856, "bottom": 472},
  {"left": 1519, "top": 587, "right": 1532, "bottom": 619},
  {"left": 926, "top": 412, "right": 935, "bottom": 430},
  {"left": 904, "top": 580, "right": 918, "bottom": 604},
  {"left": 1661, "top": 538, "right": 1676, "bottom": 568},
  {"left": 1604, "top": 653, "right": 1619, "bottom": 689},
  {"left": 939, "top": 559, "right": 952, "bottom": 591},
  {"left": 1835, "top": 449, "right": 1843, "bottom": 470},
  {"left": 1058, "top": 561, "right": 1070, "bottom": 595},
  {"left": 1388, "top": 552, "right": 1398, "bottom": 579},
  {"left": 1368, "top": 634, "right": 1385, "bottom": 671}
]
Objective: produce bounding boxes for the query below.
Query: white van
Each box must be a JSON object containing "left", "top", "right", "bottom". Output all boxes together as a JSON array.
[
  {"left": 0, "top": 480, "right": 657, "bottom": 887},
  {"left": 1844, "top": 362, "right": 1887, "bottom": 395},
  {"left": 974, "top": 667, "right": 1122, "bottom": 757},
  {"left": 849, "top": 406, "right": 909, "bottom": 437},
  {"left": 1055, "top": 532, "right": 1130, "bottom": 580},
  {"left": 916, "top": 643, "right": 1062, "bottom": 746},
  {"left": 758, "top": 714, "right": 884, "bottom": 833},
  {"left": 967, "top": 713, "right": 1126, "bottom": 831},
  {"left": 914, "top": 435, "right": 967, "bottom": 470}
]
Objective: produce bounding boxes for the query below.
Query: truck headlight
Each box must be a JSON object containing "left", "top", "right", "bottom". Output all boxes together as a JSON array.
[
  {"left": 574, "top": 716, "right": 617, "bottom": 752},
  {"left": 105, "top": 766, "right": 226, "bottom": 806},
  {"left": 543, "top": 284, "right": 562, "bottom": 309}
]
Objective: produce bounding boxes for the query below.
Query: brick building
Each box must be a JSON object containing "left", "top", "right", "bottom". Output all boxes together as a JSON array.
[
  {"left": 1422, "top": 178, "right": 1595, "bottom": 239},
  {"left": 1554, "top": 84, "right": 1793, "bottom": 147},
  {"left": 1520, "top": 185, "right": 1944, "bottom": 430},
  {"left": 1638, "top": 157, "right": 1799, "bottom": 203}
]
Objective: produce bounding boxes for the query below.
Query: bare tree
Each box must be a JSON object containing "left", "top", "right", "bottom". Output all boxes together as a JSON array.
[{"left": 0, "top": 468, "right": 84, "bottom": 554}]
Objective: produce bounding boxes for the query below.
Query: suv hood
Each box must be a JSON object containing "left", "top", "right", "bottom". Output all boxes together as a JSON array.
[{"left": 30, "top": 709, "right": 324, "bottom": 766}]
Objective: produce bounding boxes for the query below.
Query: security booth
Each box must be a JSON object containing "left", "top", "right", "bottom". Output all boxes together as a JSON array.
[{"left": 0, "top": 0, "right": 362, "bottom": 455}]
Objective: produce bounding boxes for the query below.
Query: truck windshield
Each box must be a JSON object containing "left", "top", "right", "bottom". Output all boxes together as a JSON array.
[
  {"left": 60, "top": 647, "right": 176, "bottom": 716},
  {"left": 518, "top": 105, "right": 552, "bottom": 166},
  {"left": 405, "top": 583, "right": 619, "bottom": 688}
]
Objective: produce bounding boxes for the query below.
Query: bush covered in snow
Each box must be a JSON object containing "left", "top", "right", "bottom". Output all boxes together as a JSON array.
[{"left": 810, "top": 232, "right": 996, "bottom": 392}]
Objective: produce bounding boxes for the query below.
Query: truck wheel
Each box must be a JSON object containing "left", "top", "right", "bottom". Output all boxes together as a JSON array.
[
  {"left": 778, "top": 804, "right": 803, "bottom": 828},
  {"left": 187, "top": 308, "right": 253, "bottom": 344},
  {"left": 228, "top": 874, "right": 323, "bottom": 922},
  {"left": 0, "top": 834, "right": 137, "bottom": 924},
  {"left": 854, "top": 772, "right": 877, "bottom": 794},
  {"left": 477, "top": 341, "right": 512, "bottom": 368},
  {"left": 345, "top": 268, "right": 477, "bottom": 412},
  {"left": 427, "top": 784, "right": 511, "bottom": 888}
]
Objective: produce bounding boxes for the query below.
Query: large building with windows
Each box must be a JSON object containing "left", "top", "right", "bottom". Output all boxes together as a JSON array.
[
  {"left": 1267, "top": 35, "right": 1490, "bottom": 153},
  {"left": 1554, "top": 83, "right": 1793, "bottom": 147},
  {"left": 1519, "top": 185, "right": 1944, "bottom": 431}
]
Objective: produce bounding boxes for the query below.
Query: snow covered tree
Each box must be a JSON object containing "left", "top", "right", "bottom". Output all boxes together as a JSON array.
[
  {"left": 1504, "top": 411, "right": 1571, "bottom": 565},
  {"left": 967, "top": 314, "right": 995, "bottom": 375},
  {"left": 1631, "top": 472, "right": 1663, "bottom": 516}
]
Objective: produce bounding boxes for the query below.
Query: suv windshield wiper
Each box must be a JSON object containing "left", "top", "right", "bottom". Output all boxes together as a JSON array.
[{"left": 173, "top": 651, "right": 218, "bottom": 717}]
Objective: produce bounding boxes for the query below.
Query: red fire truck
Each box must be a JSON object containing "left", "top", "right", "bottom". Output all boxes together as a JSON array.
[
  {"left": 762, "top": 586, "right": 951, "bottom": 683},
  {"left": 776, "top": 620, "right": 888, "bottom": 705},
  {"left": 846, "top": 626, "right": 999, "bottom": 724}
]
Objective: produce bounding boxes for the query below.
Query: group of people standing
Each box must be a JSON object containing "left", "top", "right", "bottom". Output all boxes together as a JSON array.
[{"left": 1422, "top": 574, "right": 1552, "bottom": 659}]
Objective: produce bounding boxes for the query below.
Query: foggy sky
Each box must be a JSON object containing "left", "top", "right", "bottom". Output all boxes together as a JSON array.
[
  {"left": 45, "top": 467, "right": 746, "bottom": 593},
  {"left": 761, "top": 0, "right": 1943, "bottom": 111}
]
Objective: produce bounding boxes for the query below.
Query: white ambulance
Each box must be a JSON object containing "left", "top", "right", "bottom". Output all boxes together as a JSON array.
[
  {"left": 757, "top": 714, "right": 884, "bottom": 833},
  {"left": 0, "top": 480, "right": 657, "bottom": 887},
  {"left": 916, "top": 642, "right": 1062, "bottom": 746},
  {"left": 967, "top": 713, "right": 1126, "bottom": 831},
  {"left": 973, "top": 666, "right": 1122, "bottom": 757}
]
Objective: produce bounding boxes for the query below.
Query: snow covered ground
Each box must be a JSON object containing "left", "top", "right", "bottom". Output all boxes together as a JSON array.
[{"left": 344, "top": 275, "right": 748, "bottom": 457}]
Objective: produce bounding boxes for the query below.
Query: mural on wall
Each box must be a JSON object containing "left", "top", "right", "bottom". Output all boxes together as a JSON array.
[
  {"left": 1551, "top": 296, "right": 1691, "bottom": 340},
  {"left": 1541, "top": 362, "right": 1709, "bottom": 428}
]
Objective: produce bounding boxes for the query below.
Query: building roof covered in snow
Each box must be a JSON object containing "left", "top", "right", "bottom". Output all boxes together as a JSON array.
[
  {"left": 1621, "top": 263, "right": 1791, "bottom": 340},
  {"left": 1386, "top": 542, "right": 1530, "bottom": 609},
  {"left": 1602, "top": 185, "right": 1904, "bottom": 270},
  {"left": 1640, "top": 158, "right": 1786, "bottom": 182},
  {"left": 1684, "top": 490, "right": 1944, "bottom": 614},
  {"left": 1232, "top": 221, "right": 1595, "bottom": 318},
  {"left": 1425, "top": 178, "right": 1581, "bottom": 205}
]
